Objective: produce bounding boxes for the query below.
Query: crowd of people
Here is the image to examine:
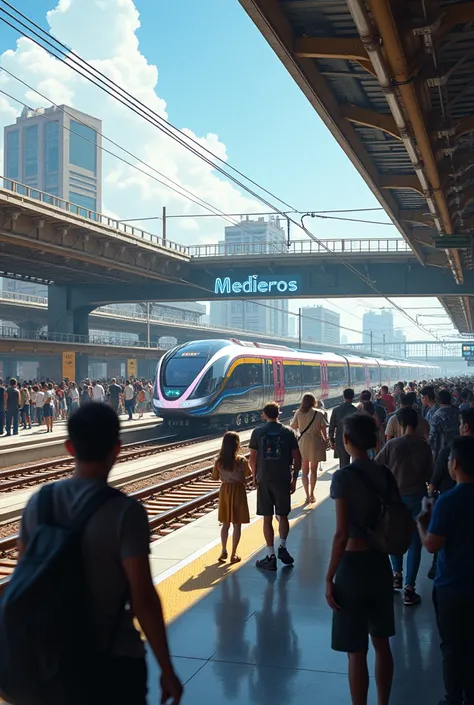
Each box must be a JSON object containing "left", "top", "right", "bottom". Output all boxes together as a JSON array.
[
  {"left": 3, "top": 376, "right": 473, "bottom": 705},
  {"left": 0, "top": 377, "right": 155, "bottom": 436}
]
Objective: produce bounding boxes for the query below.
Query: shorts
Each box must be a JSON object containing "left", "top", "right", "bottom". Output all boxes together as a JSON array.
[
  {"left": 332, "top": 550, "right": 394, "bottom": 653},
  {"left": 257, "top": 482, "right": 291, "bottom": 517},
  {"left": 42, "top": 404, "right": 53, "bottom": 418}
]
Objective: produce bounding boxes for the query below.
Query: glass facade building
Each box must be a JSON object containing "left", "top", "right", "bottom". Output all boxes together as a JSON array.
[{"left": 3, "top": 105, "right": 102, "bottom": 212}]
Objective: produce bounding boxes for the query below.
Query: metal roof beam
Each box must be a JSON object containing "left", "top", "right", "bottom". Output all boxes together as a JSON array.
[
  {"left": 295, "top": 36, "right": 368, "bottom": 62},
  {"left": 340, "top": 105, "right": 400, "bottom": 140},
  {"left": 379, "top": 175, "right": 425, "bottom": 194}
]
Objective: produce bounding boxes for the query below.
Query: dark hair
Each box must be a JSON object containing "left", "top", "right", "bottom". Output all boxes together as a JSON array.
[
  {"left": 381, "top": 385, "right": 388, "bottom": 394},
  {"left": 461, "top": 388, "right": 471, "bottom": 402},
  {"left": 360, "top": 390, "right": 371, "bottom": 401},
  {"left": 450, "top": 437, "right": 474, "bottom": 476},
  {"left": 343, "top": 388, "right": 355, "bottom": 401},
  {"left": 263, "top": 401, "right": 280, "bottom": 419},
  {"left": 420, "top": 385, "right": 435, "bottom": 401},
  {"left": 9, "top": 378, "right": 16, "bottom": 386},
  {"left": 300, "top": 393, "right": 316, "bottom": 413},
  {"left": 460, "top": 408, "right": 474, "bottom": 433},
  {"left": 67, "top": 403, "right": 120, "bottom": 462},
  {"left": 217, "top": 431, "right": 241, "bottom": 471},
  {"left": 401, "top": 392, "right": 416, "bottom": 407},
  {"left": 362, "top": 401, "right": 375, "bottom": 416},
  {"left": 397, "top": 382, "right": 404, "bottom": 390},
  {"left": 343, "top": 412, "right": 377, "bottom": 450},
  {"left": 397, "top": 407, "right": 418, "bottom": 429},
  {"left": 438, "top": 389, "right": 452, "bottom": 406}
]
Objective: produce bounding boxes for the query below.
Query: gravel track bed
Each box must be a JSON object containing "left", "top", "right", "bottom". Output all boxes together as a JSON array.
[{"left": 120, "top": 458, "right": 216, "bottom": 494}]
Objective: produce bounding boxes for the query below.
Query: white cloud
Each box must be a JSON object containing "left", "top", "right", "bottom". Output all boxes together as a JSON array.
[{"left": 0, "top": 0, "right": 262, "bottom": 245}]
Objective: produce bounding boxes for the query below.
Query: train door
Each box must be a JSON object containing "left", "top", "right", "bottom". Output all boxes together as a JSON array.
[
  {"left": 273, "top": 359, "right": 284, "bottom": 405},
  {"left": 263, "top": 358, "right": 274, "bottom": 402},
  {"left": 364, "top": 364, "right": 371, "bottom": 388},
  {"left": 320, "top": 362, "right": 329, "bottom": 399}
]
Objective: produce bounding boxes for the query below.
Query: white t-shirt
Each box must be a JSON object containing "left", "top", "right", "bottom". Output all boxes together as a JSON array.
[
  {"left": 36, "top": 391, "right": 45, "bottom": 409},
  {"left": 70, "top": 387, "right": 79, "bottom": 402},
  {"left": 92, "top": 384, "right": 105, "bottom": 401},
  {"left": 124, "top": 385, "right": 134, "bottom": 401}
]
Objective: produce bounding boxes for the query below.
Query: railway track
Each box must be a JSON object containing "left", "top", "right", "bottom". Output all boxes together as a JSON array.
[
  {"left": 0, "top": 434, "right": 217, "bottom": 493},
  {"left": 0, "top": 458, "right": 240, "bottom": 594}
]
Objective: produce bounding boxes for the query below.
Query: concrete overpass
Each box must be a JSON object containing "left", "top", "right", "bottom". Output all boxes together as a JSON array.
[{"left": 238, "top": 0, "right": 474, "bottom": 335}]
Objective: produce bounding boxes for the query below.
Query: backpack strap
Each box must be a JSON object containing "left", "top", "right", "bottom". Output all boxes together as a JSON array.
[
  {"left": 37, "top": 484, "right": 55, "bottom": 525},
  {"left": 37, "top": 483, "right": 121, "bottom": 532},
  {"left": 298, "top": 411, "right": 318, "bottom": 440}
]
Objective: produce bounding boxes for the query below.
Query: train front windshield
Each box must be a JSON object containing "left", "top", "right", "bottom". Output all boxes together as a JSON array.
[{"left": 160, "top": 340, "right": 230, "bottom": 399}]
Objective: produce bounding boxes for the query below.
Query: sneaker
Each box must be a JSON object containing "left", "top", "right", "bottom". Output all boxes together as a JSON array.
[
  {"left": 277, "top": 546, "right": 294, "bottom": 565},
  {"left": 256, "top": 555, "right": 277, "bottom": 571},
  {"left": 393, "top": 573, "right": 403, "bottom": 590},
  {"left": 427, "top": 561, "right": 437, "bottom": 581},
  {"left": 404, "top": 586, "right": 421, "bottom": 606}
]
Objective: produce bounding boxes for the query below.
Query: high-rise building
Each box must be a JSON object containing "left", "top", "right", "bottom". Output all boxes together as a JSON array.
[
  {"left": 210, "top": 218, "right": 289, "bottom": 337},
  {"left": 4, "top": 105, "right": 102, "bottom": 212},
  {"left": 300, "top": 305, "right": 340, "bottom": 345},
  {"left": 363, "top": 309, "right": 394, "bottom": 353}
]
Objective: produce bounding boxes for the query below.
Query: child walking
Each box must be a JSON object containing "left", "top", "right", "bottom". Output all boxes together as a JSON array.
[{"left": 212, "top": 431, "right": 251, "bottom": 564}]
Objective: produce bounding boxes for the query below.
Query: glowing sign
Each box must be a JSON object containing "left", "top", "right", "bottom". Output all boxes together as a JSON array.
[
  {"left": 214, "top": 274, "right": 299, "bottom": 295},
  {"left": 462, "top": 344, "right": 474, "bottom": 359}
]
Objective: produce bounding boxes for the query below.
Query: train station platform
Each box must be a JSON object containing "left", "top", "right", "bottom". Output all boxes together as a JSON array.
[{"left": 146, "top": 459, "right": 443, "bottom": 705}]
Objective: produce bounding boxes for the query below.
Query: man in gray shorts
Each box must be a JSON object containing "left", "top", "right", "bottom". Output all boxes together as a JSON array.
[{"left": 249, "top": 402, "right": 301, "bottom": 571}]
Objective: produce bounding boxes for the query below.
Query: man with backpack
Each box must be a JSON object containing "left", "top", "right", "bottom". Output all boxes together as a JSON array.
[
  {"left": 249, "top": 401, "right": 301, "bottom": 571},
  {"left": 0, "top": 403, "right": 182, "bottom": 705}
]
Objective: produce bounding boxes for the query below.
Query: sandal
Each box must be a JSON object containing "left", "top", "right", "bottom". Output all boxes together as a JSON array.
[
  {"left": 218, "top": 550, "right": 228, "bottom": 563},
  {"left": 230, "top": 555, "right": 241, "bottom": 564},
  {"left": 310, "top": 495, "right": 316, "bottom": 503}
]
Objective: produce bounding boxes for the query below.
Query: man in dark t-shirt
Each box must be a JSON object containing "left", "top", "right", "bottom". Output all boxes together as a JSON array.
[
  {"left": 108, "top": 378, "right": 123, "bottom": 415},
  {"left": 249, "top": 401, "right": 301, "bottom": 571}
]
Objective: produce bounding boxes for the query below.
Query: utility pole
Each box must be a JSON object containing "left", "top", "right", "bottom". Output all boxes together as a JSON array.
[
  {"left": 370, "top": 330, "right": 373, "bottom": 353},
  {"left": 162, "top": 206, "right": 167, "bottom": 245},
  {"left": 298, "top": 308, "right": 302, "bottom": 349},
  {"left": 147, "top": 302, "right": 151, "bottom": 347}
]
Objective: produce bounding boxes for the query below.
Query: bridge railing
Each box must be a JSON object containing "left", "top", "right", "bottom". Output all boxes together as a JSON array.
[
  {"left": 1, "top": 178, "right": 188, "bottom": 255},
  {"left": 0, "top": 290, "right": 47, "bottom": 305},
  {"left": 0, "top": 326, "right": 162, "bottom": 348},
  {"left": 188, "top": 238, "right": 413, "bottom": 257}
]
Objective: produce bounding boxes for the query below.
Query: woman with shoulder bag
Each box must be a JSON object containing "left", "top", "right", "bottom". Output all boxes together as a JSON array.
[{"left": 291, "top": 393, "right": 328, "bottom": 504}]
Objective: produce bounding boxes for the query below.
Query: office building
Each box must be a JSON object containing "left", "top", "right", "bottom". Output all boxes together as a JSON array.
[
  {"left": 4, "top": 105, "right": 102, "bottom": 212},
  {"left": 210, "top": 218, "right": 289, "bottom": 337},
  {"left": 300, "top": 305, "right": 340, "bottom": 345},
  {"left": 363, "top": 309, "right": 395, "bottom": 353}
]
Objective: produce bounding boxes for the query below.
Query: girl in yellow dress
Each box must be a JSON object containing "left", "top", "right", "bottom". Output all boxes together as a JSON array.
[{"left": 212, "top": 431, "right": 251, "bottom": 564}]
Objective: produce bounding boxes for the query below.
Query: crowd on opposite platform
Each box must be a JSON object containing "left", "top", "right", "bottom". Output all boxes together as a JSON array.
[
  {"left": 0, "top": 376, "right": 155, "bottom": 436},
  {"left": 211, "top": 377, "right": 474, "bottom": 705}
]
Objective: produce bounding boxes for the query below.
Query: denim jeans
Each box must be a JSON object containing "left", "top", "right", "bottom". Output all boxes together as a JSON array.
[
  {"left": 125, "top": 399, "right": 134, "bottom": 419},
  {"left": 5, "top": 409, "right": 19, "bottom": 435},
  {"left": 390, "top": 494, "right": 423, "bottom": 587},
  {"left": 0, "top": 409, "right": 4, "bottom": 434}
]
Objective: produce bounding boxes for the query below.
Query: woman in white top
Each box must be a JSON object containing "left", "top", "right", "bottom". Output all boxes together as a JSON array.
[{"left": 291, "top": 393, "right": 328, "bottom": 504}]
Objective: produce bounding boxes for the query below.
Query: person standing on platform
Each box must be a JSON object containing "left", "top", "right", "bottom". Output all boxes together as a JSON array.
[
  {"left": 91, "top": 380, "right": 105, "bottom": 403},
  {"left": 108, "top": 378, "right": 122, "bottom": 415},
  {"left": 212, "top": 431, "right": 251, "bottom": 564},
  {"left": 379, "top": 385, "right": 395, "bottom": 414},
  {"left": 291, "top": 393, "right": 327, "bottom": 504},
  {"left": 124, "top": 379, "right": 135, "bottom": 420},
  {"left": 417, "top": 436, "right": 474, "bottom": 705},
  {"left": 4, "top": 378, "right": 20, "bottom": 437},
  {"left": 16, "top": 403, "right": 183, "bottom": 705},
  {"left": 420, "top": 385, "right": 439, "bottom": 424},
  {"left": 375, "top": 407, "right": 432, "bottom": 606},
  {"left": 68, "top": 381, "right": 80, "bottom": 416},
  {"left": 326, "top": 413, "right": 398, "bottom": 705},
  {"left": 385, "top": 392, "right": 429, "bottom": 441},
  {"left": 20, "top": 381, "right": 31, "bottom": 430},
  {"left": 42, "top": 383, "right": 55, "bottom": 433},
  {"left": 0, "top": 378, "right": 6, "bottom": 435},
  {"left": 329, "top": 388, "right": 357, "bottom": 468},
  {"left": 249, "top": 402, "right": 301, "bottom": 571},
  {"left": 428, "top": 389, "right": 459, "bottom": 458},
  {"left": 35, "top": 384, "right": 45, "bottom": 426}
]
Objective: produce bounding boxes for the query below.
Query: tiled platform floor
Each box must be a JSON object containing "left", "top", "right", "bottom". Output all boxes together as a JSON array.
[{"left": 146, "top": 472, "right": 444, "bottom": 704}]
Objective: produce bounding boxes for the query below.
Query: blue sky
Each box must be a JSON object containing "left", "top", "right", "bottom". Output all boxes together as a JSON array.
[{"left": 0, "top": 0, "right": 456, "bottom": 342}]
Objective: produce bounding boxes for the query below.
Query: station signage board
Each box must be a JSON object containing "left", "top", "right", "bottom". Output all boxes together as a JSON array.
[
  {"left": 127, "top": 358, "right": 137, "bottom": 378},
  {"left": 214, "top": 274, "right": 300, "bottom": 296},
  {"left": 462, "top": 343, "right": 474, "bottom": 359}
]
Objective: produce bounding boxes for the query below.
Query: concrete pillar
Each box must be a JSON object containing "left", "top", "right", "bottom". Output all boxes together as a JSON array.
[
  {"left": 48, "top": 286, "right": 91, "bottom": 336},
  {"left": 1, "top": 357, "right": 17, "bottom": 381},
  {"left": 76, "top": 354, "right": 89, "bottom": 383}
]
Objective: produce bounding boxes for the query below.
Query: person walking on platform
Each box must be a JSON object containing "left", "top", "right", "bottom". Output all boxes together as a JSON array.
[
  {"left": 428, "top": 389, "right": 459, "bottom": 458},
  {"left": 15, "top": 403, "right": 183, "bottom": 705},
  {"left": 4, "top": 378, "right": 20, "bottom": 437},
  {"left": 329, "top": 388, "right": 357, "bottom": 468},
  {"left": 108, "top": 377, "right": 122, "bottom": 415},
  {"left": 249, "top": 402, "right": 301, "bottom": 571},
  {"left": 212, "top": 431, "right": 251, "bottom": 564},
  {"left": 326, "top": 413, "right": 399, "bottom": 705},
  {"left": 417, "top": 436, "right": 474, "bottom": 705},
  {"left": 291, "top": 393, "right": 327, "bottom": 504},
  {"left": 0, "top": 378, "right": 5, "bottom": 435},
  {"left": 375, "top": 407, "right": 432, "bottom": 606},
  {"left": 124, "top": 379, "right": 135, "bottom": 420}
]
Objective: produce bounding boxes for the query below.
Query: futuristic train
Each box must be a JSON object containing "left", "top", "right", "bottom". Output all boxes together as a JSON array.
[{"left": 153, "top": 339, "right": 440, "bottom": 429}]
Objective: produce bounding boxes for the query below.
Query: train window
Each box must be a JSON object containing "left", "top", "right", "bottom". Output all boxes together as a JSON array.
[
  {"left": 163, "top": 356, "right": 206, "bottom": 388},
  {"left": 283, "top": 362, "right": 302, "bottom": 386},
  {"left": 302, "top": 364, "right": 321, "bottom": 386},
  {"left": 369, "top": 365, "right": 379, "bottom": 384},
  {"left": 328, "top": 365, "right": 346, "bottom": 384},
  {"left": 226, "top": 361, "right": 263, "bottom": 389},
  {"left": 351, "top": 365, "right": 365, "bottom": 383},
  {"left": 190, "top": 355, "right": 230, "bottom": 398}
]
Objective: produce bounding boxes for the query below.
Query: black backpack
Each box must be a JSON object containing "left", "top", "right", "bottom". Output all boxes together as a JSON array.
[
  {"left": 353, "top": 464, "right": 415, "bottom": 555},
  {"left": 0, "top": 483, "right": 121, "bottom": 705}
]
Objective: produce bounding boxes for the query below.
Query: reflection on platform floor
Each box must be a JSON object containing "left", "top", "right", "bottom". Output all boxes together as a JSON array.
[{"left": 147, "top": 491, "right": 444, "bottom": 704}]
